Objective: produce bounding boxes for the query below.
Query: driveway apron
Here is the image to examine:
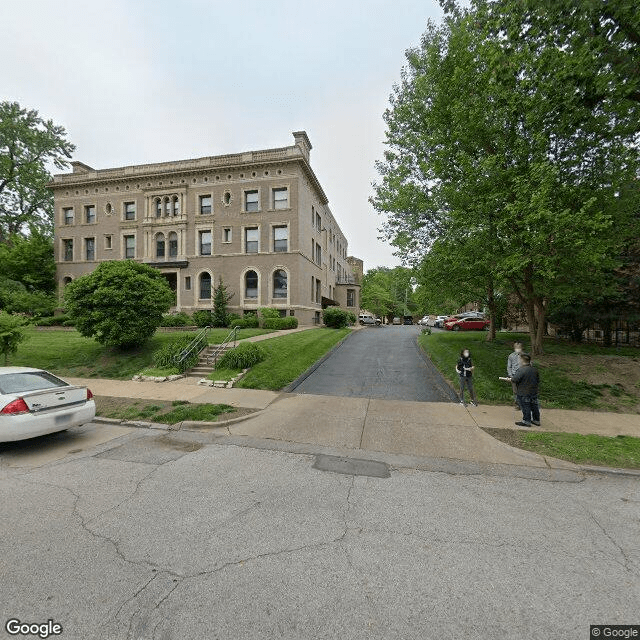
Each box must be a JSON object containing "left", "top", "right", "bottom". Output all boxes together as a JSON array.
[{"left": 292, "top": 326, "right": 457, "bottom": 402}]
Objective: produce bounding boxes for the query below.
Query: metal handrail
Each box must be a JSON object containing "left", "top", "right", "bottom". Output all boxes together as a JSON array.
[
  {"left": 206, "top": 326, "right": 239, "bottom": 366},
  {"left": 174, "top": 326, "right": 211, "bottom": 367}
]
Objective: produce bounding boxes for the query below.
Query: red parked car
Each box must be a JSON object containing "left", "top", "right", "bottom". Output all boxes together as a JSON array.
[{"left": 444, "top": 315, "right": 490, "bottom": 331}]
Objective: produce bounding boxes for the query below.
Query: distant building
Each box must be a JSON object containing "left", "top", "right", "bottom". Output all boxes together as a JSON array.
[{"left": 49, "top": 132, "right": 361, "bottom": 325}]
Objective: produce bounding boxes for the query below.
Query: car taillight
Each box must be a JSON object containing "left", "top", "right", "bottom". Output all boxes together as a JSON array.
[
  {"left": 1, "top": 398, "right": 30, "bottom": 415},
  {"left": 86, "top": 389, "right": 94, "bottom": 400}
]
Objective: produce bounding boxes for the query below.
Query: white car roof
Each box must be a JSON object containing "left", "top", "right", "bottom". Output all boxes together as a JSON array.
[{"left": 0, "top": 367, "right": 47, "bottom": 374}]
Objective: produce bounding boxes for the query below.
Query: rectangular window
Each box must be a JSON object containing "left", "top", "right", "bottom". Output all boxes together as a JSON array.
[
  {"left": 124, "top": 235, "right": 135, "bottom": 259},
  {"left": 315, "top": 212, "right": 321, "bottom": 232},
  {"left": 273, "top": 226, "right": 288, "bottom": 252},
  {"left": 200, "top": 195, "right": 212, "bottom": 215},
  {"left": 199, "top": 230, "right": 212, "bottom": 255},
  {"left": 104, "top": 235, "right": 112, "bottom": 250},
  {"left": 245, "top": 227, "right": 259, "bottom": 253},
  {"left": 63, "top": 239, "right": 73, "bottom": 262},
  {"left": 185, "top": 276, "right": 191, "bottom": 291},
  {"left": 222, "top": 228, "right": 232, "bottom": 243},
  {"left": 200, "top": 275, "right": 212, "bottom": 300},
  {"left": 316, "top": 279, "right": 321, "bottom": 304},
  {"left": 85, "top": 205, "right": 96, "bottom": 224},
  {"left": 124, "top": 202, "right": 136, "bottom": 220},
  {"left": 315, "top": 243, "right": 322, "bottom": 265},
  {"left": 347, "top": 289, "right": 355, "bottom": 307},
  {"left": 244, "top": 190, "right": 259, "bottom": 212},
  {"left": 156, "top": 238, "right": 165, "bottom": 258},
  {"left": 168, "top": 235, "right": 178, "bottom": 257},
  {"left": 63, "top": 208, "right": 74, "bottom": 225},
  {"left": 85, "top": 238, "right": 95, "bottom": 261},
  {"left": 273, "top": 187, "right": 288, "bottom": 210}
]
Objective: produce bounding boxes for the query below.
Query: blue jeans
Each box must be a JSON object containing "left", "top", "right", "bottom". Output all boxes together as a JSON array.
[
  {"left": 459, "top": 376, "right": 477, "bottom": 403},
  {"left": 517, "top": 395, "right": 540, "bottom": 424}
]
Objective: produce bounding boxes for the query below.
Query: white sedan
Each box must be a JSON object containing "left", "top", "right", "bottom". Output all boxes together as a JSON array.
[{"left": 0, "top": 367, "right": 96, "bottom": 443}]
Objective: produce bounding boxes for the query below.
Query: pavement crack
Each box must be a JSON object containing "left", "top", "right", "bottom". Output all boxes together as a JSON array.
[
  {"left": 588, "top": 510, "right": 636, "bottom": 574},
  {"left": 359, "top": 399, "right": 370, "bottom": 449}
]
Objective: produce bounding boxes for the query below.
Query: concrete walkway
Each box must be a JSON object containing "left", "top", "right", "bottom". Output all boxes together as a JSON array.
[{"left": 68, "top": 376, "right": 640, "bottom": 471}]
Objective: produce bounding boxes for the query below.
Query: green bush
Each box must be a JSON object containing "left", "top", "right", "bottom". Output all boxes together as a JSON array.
[
  {"left": 160, "top": 312, "right": 192, "bottom": 327},
  {"left": 64, "top": 261, "right": 174, "bottom": 348},
  {"left": 0, "top": 311, "right": 27, "bottom": 365},
  {"left": 323, "top": 308, "right": 350, "bottom": 328},
  {"left": 152, "top": 335, "right": 201, "bottom": 372},
  {"left": 347, "top": 312, "right": 357, "bottom": 325},
  {"left": 35, "top": 315, "right": 68, "bottom": 327},
  {"left": 262, "top": 317, "right": 298, "bottom": 330},
  {"left": 227, "top": 313, "right": 241, "bottom": 326},
  {"left": 259, "top": 307, "right": 280, "bottom": 320},
  {"left": 192, "top": 310, "right": 213, "bottom": 328},
  {"left": 231, "top": 313, "right": 259, "bottom": 329},
  {"left": 217, "top": 342, "right": 266, "bottom": 370}
]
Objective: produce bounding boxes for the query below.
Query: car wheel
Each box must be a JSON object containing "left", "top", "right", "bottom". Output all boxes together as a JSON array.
[{"left": 453, "top": 325, "right": 460, "bottom": 331}]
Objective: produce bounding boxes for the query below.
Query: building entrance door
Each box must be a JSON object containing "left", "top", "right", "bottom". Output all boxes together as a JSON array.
[{"left": 162, "top": 273, "right": 178, "bottom": 307}]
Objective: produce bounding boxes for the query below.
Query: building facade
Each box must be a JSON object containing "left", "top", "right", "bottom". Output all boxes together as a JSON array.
[{"left": 50, "top": 132, "right": 361, "bottom": 325}]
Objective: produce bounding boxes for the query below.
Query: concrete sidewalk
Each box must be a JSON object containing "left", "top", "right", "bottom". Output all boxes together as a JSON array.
[{"left": 68, "top": 376, "right": 640, "bottom": 471}]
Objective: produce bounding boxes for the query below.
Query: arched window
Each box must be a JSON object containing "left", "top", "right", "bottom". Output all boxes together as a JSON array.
[
  {"left": 172, "top": 196, "right": 180, "bottom": 216},
  {"left": 168, "top": 232, "right": 178, "bottom": 258},
  {"left": 199, "top": 272, "right": 212, "bottom": 299},
  {"left": 156, "top": 233, "right": 165, "bottom": 258},
  {"left": 245, "top": 270, "right": 258, "bottom": 299},
  {"left": 164, "top": 197, "right": 171, "bottom": 216},
  {"left": 273, "top": 269, "right": 287, "bottom": 298},
  {"left": 155, "top": 199, "right": 162, "bottom": 217},
  {"left": 62, "top": 277, "right": 72, "bottom": 287}
]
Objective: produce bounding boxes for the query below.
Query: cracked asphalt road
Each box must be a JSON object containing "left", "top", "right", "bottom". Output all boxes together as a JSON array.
[
  {"left": 292, "top": 325, "right": 457, "bottom": 402},
  {"left": 1, "top": 425, "right": 639, "bottom": 640}
]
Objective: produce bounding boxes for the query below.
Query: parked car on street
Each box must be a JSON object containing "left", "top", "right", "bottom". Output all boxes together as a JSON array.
[
  {"left": 360, "top": 316, "right": 381, "bottom": 325},
  {"left": 0, "top": 367, "right": 96, "bottom": 442},
  {"left": 431, "top": 315, "right": 449, "bottom": 328},
  {"left": 418, "top": 316, "right": 430, "bottom": 326},
  {"left": 403, "top": 316, "right": 414, "bottom": 325},
  {"left": 392, "top": 317, "right": 402, "bottom": 325},
  {"left": 444, "top": 315, "right": 490, "bottom": 331}
]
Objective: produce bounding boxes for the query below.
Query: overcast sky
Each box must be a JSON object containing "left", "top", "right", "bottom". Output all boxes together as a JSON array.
[{"left": 2, "top": 0, "right": 442, "bottom": 270}]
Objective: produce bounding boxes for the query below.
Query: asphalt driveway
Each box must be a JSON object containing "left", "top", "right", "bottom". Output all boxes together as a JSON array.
[{"left": 291, "top": 325, "right": 457, "bottom": 402}]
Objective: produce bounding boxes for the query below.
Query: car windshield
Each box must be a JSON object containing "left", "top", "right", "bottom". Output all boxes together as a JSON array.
[{"left": 0, "top": 371, "right": 68, "bottom": 395}]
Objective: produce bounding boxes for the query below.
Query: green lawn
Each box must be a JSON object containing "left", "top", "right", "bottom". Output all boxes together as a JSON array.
[
  {"left": 7, "top": 327, "right": 272, "bottom": 380},
  {"left": 234, "top": 328, "right": 351, "bottom": 390},
  {"left": 95, "top": 398, "right": 236, "bottom": 424},
  {"left": 484, "top": 428, "right": 640, "bottom": 469},
  {"left": 418, "top": 331, "right": 639, "bottom": 411}
]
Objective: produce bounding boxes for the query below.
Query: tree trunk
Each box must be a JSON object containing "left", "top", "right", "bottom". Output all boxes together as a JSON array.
[
  {"left": 532, "top": 296, "right": 546, "bottom": 356},
  {"left": 485, "top": 281, "right": 496, "bottom": 341}
]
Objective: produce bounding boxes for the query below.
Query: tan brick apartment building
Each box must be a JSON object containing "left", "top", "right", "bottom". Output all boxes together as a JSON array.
[{"left": 50, "top": 132, "right": 361, "bottom": 325}]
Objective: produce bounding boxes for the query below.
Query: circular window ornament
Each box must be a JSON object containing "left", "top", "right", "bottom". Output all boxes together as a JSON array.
[
  {"left": 222, "top": 191, "right": 232, "bottom": 206},
  {"left": 105, "top": 202, "right": 113, "bottom": 215}
]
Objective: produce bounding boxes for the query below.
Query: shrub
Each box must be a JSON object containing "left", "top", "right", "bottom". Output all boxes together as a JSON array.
[
  {"left": 64, "top": 261, "right": 174, "bottom": 348},
  {"left": 323, "top": 308, "right": 350, "bottom": 328},
  {"left": 231, "top": 313, "right": 259, "bottom": 329},
  {"left": 160, "top": 312, "right": 192, "bottom": 327},
  {"left": 217, "top": 342, "right": 266, "bottom": 370},
  {"left": 262, "top": 317, "right": 298, "bottom": 330},
  {"left": 0, "top": 311, "right": 27, "bottom": 365},
  {"left": 259, "top": 307, "right": 280, "bottom": 320},
  {"left": 227, "top": 313, "right": 241, "bottom": 326},
  {"left": 35, "top": 315, "right": 69, "bottom": 327},
  {"left": 212, "top": 277, "right": 233, "bottom": 327},
  {"left": 192, "top": 310, "right": 213, "bottom": 328},
  {"left": 347, "top": 312, "right": 357, "bottom": 325},
  {"left": 153, "top": 335, "right": 201, "bottom": 372}
]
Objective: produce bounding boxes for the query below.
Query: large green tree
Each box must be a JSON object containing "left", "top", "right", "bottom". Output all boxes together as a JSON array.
[
  {"left": 372, "top": 1, "right": 640, "bottom": 354},
  {"left": 0, "top": 101, "right": 75, "bottom": 240},
  {"left": 0, "top": 232, "right": 56, "bottom": 294},
  {"left": 64, "top": 261, "right": 174, "bottom": 349}
]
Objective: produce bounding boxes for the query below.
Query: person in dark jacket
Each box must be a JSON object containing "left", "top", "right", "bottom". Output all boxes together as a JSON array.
[
  {"left": 456, "top": 348, "right": 478, "bottom": 407},
  {"left": 508, "top": 352, "right": 540, "bottom": 427}
]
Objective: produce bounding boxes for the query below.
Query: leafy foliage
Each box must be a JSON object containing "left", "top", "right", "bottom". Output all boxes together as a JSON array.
[
  {"left": 64, "top": 261, "right": 174, "bottom": 348},
  {"left": 191, "top": 310, "right": 212, "bottom": 328},
  {"left": 0, "top": 311, "right": 27, "bottom": 364},
  {"left": 212, "top": 277, "right": 233, "bottom": 327},
  {"left": 152, "top": 335, "right": 199, "bottom": 372},
  {"left": 0, "top": 101, "right": 75, "bottom": 239},
  {"left": 160, "top": 312, "right": 192, "bottom": 327},
  {"left": 0, "top": 232, "right": 56, "bottom": 294},
  {"left": 230, "top": 313, "right": 259, "bottom": 329},
  {"left": 217, "top": 342, "right": 266, "bottom": 370},
  {"left": 262, "top": 316, "right": 298, "bottom": 330},
  {"left": 322, "top": 308, "right": 351, "bottom": 329}
]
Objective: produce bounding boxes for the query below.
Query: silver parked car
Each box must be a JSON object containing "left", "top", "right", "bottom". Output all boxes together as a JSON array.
[{"left": 0, "top": 367, "right": 96, "bottom": 442}]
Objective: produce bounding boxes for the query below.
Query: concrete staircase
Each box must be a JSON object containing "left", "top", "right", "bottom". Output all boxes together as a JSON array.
[{"left": 185, "top": 344, "right": 233, "bottom": 378}]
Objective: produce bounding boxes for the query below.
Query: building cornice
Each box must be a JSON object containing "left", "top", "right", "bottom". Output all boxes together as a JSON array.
[{"left": 48, "top": 136, "right": 329, "bottom": 205}]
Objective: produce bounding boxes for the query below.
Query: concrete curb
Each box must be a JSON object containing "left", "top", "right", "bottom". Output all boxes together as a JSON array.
[{"left": 282, "top": 329, "right": 356, "bottom": 393}]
